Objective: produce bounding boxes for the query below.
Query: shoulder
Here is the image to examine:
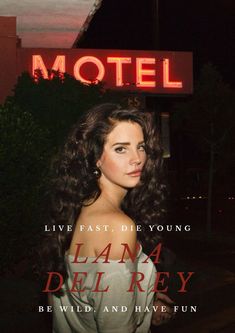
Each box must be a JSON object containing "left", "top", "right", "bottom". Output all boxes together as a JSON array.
[
  {"left": 80, "top": 208, "right": 136, "bottom": 232},
  {"left": 74, "top": 209, "right": 137, "bottom": 260},
  {"left": 106, "top": 211, "right": 135, "bottom": 227},
  {"left": 96, "top": 211, "right": 137, "bottom": 260}
]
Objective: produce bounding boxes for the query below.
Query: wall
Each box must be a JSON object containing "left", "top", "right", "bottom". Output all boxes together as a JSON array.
[{"left": 0, "top": 16, "right": 18, "bottom": 104}]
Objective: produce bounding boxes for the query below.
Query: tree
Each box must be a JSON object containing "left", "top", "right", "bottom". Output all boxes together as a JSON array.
[
  {"left": 11, "top": 72, "right": 105, "bottom": 145},
  {"left": 0, "top": 102, "right": 51, "bottom": 272},
  {"left": 1, "top": 71, "right": 106, "bottom": 274}
]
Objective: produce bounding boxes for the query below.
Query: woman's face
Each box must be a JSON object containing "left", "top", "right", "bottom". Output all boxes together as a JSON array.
[{"left": 97, "top": 121, "right": 147, "bottom": 189}]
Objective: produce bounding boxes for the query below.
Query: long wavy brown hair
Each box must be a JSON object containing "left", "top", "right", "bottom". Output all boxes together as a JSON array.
[{"left": 41, "top": 103, "right": 166, "bottom": 290}]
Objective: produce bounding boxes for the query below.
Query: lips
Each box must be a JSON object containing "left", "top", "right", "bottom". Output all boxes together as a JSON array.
[{"left": 127, "top": 169, "right": 142, "bottom": 176}]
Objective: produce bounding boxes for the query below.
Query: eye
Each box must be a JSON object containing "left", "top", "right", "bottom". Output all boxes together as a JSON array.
[
  {"left": 115, "top": 146, "right": 126, "bottom": 153},
  {"left": 138, "top": 144, "right": 146, "bottom": 151}
]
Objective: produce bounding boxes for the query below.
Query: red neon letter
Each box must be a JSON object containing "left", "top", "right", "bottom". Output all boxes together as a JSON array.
[
  {"left": 32, "top": 55, "right": 48, "bottom": 79},
  {"left": 107, "top": 57, "right": 131, "bottom": 86},
  {"left": 73, "top": 56, "right": 105, "bottom": 84},
  {"left": 136, "top": 58, "right": 156, "bottom": 88},
  {"left": 51, "top": 55, "right": 65, "bottom": 77},
  {"left": 32, "top": 55, "right": 65, "bottom": 79},
  {"left": 163, "top": 58, "right": 183, "bottom": 88}
]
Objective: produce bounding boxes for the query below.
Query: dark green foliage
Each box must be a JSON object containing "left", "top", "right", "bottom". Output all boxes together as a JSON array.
[
  {"left": 11, "top": 71, "right": 104, "bottom": 147},
  {"left": 0, "top": 72, "right": 106, "bottom": 274},
  {"left": 0, "top": 102, "right": 51, "bottom": 272}
]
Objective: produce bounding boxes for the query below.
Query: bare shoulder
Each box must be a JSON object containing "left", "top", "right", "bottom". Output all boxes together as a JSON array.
[
  {"left": 100, "top": 211, "right": 137, "bottom": 260},
  {"left": 71, "top": 209, "right": 137, "bottom": 260},
  {"left": 79, "top": 207, "right": 136, "bottom": 232},
  {"left": 104, "top": 210, "right": 136, "bottom": 227}
]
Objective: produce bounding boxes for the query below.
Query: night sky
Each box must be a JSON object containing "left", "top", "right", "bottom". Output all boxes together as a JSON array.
[
  {"left": 76, "top": 0, "right": 235, "bottom": 86},
  {"left": 160, "top": 0, "right": 235, "bottom": 85}
]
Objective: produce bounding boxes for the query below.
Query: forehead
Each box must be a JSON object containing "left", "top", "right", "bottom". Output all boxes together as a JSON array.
[{"left": 106, "top": 121, "right": 144, "bottom": 144}]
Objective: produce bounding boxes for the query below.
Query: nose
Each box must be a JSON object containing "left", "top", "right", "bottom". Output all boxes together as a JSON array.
[{"left": 130, "top": 150, "right": 142, "bottom": 165}]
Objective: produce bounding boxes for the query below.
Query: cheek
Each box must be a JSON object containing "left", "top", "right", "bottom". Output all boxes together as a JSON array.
[{"left": 100, "top": 154, "right": 126, "bottom": 174}]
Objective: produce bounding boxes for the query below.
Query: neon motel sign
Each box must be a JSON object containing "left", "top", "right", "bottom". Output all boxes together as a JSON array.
[{"left": 28, "top": 50, "right": 192, "bottom": 94}]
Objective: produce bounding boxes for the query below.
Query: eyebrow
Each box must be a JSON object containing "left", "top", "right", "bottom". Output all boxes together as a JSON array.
[{"left": 112, "top": 141, "right": 145, "bottom": 147}]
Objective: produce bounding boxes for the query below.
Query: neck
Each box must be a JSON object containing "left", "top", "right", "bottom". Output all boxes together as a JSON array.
[{"left": 98, "top": 178, "right": 127, "bottom": 210}]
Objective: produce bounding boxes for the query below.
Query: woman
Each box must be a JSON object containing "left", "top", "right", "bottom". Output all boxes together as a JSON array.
[{"left": 42, "top": 103, "right": 174, "bottom": 332}]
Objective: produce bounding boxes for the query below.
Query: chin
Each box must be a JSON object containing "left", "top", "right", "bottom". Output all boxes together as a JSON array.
[{"left": 124, "top": 180, "right": 141, "bottom": 188}]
